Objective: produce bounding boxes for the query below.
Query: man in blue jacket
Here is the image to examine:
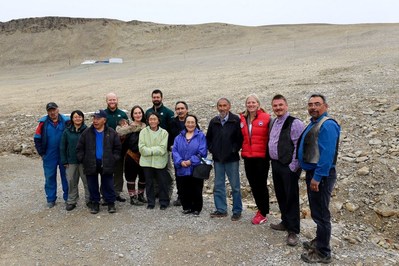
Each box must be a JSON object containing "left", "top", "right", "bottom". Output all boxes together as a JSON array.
[
  {"left": 298, "top": 94, "right": 340, "bottom": 264},
  {"left": 34, "top": 102, "right": 70, "bottom": 208}
]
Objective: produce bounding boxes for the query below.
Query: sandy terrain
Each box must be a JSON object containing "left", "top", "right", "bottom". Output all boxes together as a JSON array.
[{"left": 0, "top": 17, "right": 398, "bottom": 264}]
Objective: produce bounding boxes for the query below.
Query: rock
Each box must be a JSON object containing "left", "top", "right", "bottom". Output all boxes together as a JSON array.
[
  {"left": 342, "top": 156, "right": 356, "bottom": 162},
  {"left": 373, "top": 206, "right": 399, "bottom": 217},
  {"left": 357, "top": 167, "right": 370, "bottom": 176},
  {"left": 13, "top": 144, "right": 23, "bottom": 153},
  {"left": 355, "top": 156, "right": 369, "bottom": 163},
  {"left": 301, "top": 208, "right": 312, "bottom": 219},
  {"left": 362, "top": 109, "right": 375, "bottom": 115},
  {"left": 369, "top": 139, "right": 382, "bottom": 145},
  {"left": 344, "top": 202, "right": 359, "bottom": 212}
]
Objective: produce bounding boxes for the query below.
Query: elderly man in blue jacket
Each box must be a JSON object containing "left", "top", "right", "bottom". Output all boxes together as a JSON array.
[{"left": 34, "top": 102, "right": 70, "bottom": 208}]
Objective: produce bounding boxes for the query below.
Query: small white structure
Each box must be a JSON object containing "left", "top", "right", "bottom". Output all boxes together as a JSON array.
[
  {"left": 80, "top": 58, "right": 123, "bottom": 65},
  {"left": 81, "top": 60, "right": 96, "bottom": 65},
  {"left": 109, "top": 58, "right": 123, "bottom": 64}
]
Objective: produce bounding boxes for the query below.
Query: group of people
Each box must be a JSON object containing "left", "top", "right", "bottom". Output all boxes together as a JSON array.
[{"left": 34, "top": 90, "right": 340, "bottom": 264}]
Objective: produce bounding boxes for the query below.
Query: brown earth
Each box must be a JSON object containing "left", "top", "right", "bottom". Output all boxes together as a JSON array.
[{"left": 0, "top": 17, "right": 398, "bottom": 265}]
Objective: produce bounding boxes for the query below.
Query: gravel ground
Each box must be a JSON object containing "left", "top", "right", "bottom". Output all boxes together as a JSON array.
[{"left": 1, "top": 153, "right": 398, "bottom": 265}]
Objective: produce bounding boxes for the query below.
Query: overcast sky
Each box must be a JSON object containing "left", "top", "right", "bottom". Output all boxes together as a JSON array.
[{"left": 1, "top": 0, "right": 398, "bottom": 26}]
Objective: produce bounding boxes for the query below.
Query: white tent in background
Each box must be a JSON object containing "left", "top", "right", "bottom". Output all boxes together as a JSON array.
[
  {"left": 80, "top": 58, "right": 123, "bottom": 65},
  {"left": 81, "top": 60, "right": 96, "bottom": 65},
  {"left": 109, "top": 58, "right": 123, "bottom": 63}
]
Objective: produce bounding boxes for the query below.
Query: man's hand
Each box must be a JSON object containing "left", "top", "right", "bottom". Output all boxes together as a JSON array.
[{"left": 310, "top": 178, "right": 320, "bottom": 192}]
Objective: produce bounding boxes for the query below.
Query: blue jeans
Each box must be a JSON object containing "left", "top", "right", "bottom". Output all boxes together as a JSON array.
[
  {"left": 306, "top": 168, "right": 336, "bottom": 257},
  {"left": 43, "top": 156, "right": 68, "bottom": 203},
  {"left": 213, "top": 161, "right": 242, "bottom": 215}
]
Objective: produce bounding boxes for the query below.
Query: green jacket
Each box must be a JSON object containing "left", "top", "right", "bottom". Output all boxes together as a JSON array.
[
  {"left": 145, "top": 104, "right": 174, "bottom": 131},
  {"left": 105, "top": 108, "right": 128, "bottom": 130},
  {"left": 60, "top": 124, "right": 87, "bottom": 165},
  {"left": 138, "top": 126, "right": 169, "bottom": 169}
]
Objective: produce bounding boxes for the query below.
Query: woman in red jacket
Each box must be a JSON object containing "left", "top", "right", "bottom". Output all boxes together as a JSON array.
[{"left": 240, "top": 94, "right": 271, "bottom": 225}]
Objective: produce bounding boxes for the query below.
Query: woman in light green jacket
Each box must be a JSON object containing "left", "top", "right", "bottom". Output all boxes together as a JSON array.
[{"left": 139, "top": 112, "right": 171, "bottom": 210}]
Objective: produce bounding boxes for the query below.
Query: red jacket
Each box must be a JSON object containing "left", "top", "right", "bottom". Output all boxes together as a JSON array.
[{"left": 240, "top": 109, "right": 270, "bottom": 158}]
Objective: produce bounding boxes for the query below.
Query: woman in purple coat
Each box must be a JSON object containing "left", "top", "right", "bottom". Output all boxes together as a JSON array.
[{"left": 172, "top": 114, "right": 207, "bottom": 215}]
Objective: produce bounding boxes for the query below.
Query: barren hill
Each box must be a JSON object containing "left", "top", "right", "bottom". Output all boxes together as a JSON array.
[
  {"left": 0, "top": 17, "right": 398, "bottom": 263},
  {"left": 1, "top": 17, "right": 398, "bottom": 67}
]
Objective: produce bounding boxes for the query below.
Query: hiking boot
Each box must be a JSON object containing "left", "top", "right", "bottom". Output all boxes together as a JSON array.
[
  {"left": 231, "top": 213, "right": 242, "bottom": 221},
  {"left": 192, "top": 211, "right": 200, "bottom": 216},
  {"left": 90, "top": 202, "right": 100, "bottom": 214},
  {"left": 160, "top": 205, "right": 168, "bottom": 210},
  {"left": 65, "top": 204, "right": 76, "bottom": 211},
  {"left": 270, "top": 222, "right": 287, "bottom": 231},
  {"left": 210, "top": 210, "right": 228, "bottom": 218},
  {"left": 147, "top": 205, "right": 155, "bottom": 209},
  {"left": 108, "top": 203, "right": 116, "bottom": 213},
  {"left": 252, "top": 211, "right": 268, "bottom": 225},
  {"left": 287, "top": 232, "right": 299, "bottom": 246},
  {"left": 47, "top": 202, "right": 56, "bottom": 208},
  {"left": 301, "top": 249, "right": 332, "bottom": 264},
  {"left": 137, "top": 193, "right": 147, "bottom": 203},
  {"left": 303, "top": 238, "right": 317, "bottom": 250},
  {"left": 182, "top": 209, "right": 193, "bottom": 214},
  {"left": 173, "top": 198, "right": 182, "bottom": 206},
  {"left": 130, "top": 196, "right": 144, "bottom": 206},
  {"left": 116, "top": 195, "right": 126, "bottom": 202}
]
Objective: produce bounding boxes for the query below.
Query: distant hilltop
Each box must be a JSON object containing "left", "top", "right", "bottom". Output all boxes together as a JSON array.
[
  {"left": 1, "top": 16, "right": 397, "bottom": 67},
  {"left": 0, "top": 17, "right": 146, "bottom": 34}
]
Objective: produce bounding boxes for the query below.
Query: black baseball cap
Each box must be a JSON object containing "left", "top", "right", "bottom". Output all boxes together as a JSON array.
[{"left": 46, "top": 102, "right": 58, "bottom": 111}]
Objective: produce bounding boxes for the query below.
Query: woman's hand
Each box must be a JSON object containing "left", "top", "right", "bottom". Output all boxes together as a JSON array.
[{"left": 181, "top": 160, "right": 191, "bottom": 167}]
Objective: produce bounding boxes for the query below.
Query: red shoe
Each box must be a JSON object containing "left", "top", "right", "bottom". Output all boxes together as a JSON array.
[{"left": 252, "top": 210, "right": 268, "bottom": 225}]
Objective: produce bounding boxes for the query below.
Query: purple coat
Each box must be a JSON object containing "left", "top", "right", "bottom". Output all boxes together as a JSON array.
[{"left": 172, "top": 128, "right": 207, "bottom": 177}]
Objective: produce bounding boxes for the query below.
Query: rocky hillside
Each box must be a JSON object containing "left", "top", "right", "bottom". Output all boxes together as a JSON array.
[{"left": 0, "top": 17, "right": 398, "bottom": 253}]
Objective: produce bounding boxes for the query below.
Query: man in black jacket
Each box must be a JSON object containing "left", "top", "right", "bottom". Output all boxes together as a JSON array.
[
  {"left": 168, "top": 101, "right": 189, "bottom": 206},
  {"left": 76, "top": 110, "right": 122, "bottom": 214},
  {"left": 206, "top": 98, "right": 243, "bottom": 221}
]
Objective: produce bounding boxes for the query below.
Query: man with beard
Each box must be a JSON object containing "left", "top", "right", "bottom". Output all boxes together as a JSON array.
[
  {"left": 76, "top": 109, "right": 122, "bottom": 214},
  {"left": 34, "top": 102, "right": 70, "bottom": 208},
  {"left": 298, "top": 94, "right": 340, "bottom": 264},
  {"left": 268, "top": 94, "right": 304, "bottom": 246},
  {"left": 145, "top": 89, "right": 175, "bottom": 199},
  {"left": 104, "top": 92, "right": 128, "bottom": 202}
]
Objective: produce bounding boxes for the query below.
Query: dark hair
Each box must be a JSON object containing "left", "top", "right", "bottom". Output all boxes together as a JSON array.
[
  {"left": 184, "top": 114, "right": 199, "bottom": 130},
  {"left": 130, "top": 105, "right": 146, "bottom": 123},
  {"left": 151, "top": 89, "right": 163, "bottom": 98},
  {"left": 271, "top": 94, "right": 287, "bottom": 104},
  {"left": 70, "top": 110, "right": 84, "bottom": 125},
  {"left": 309, "top": 93, "right": 327, "bottom": 103},
  {"left": 147, "top": 111, "right": 161, "bottom": 124},
  {"left": 118, "top": 118, "right": 128, "bottom": 126},
  {"left": 175, "top": 101, "right": 188, "bottom": 110}
]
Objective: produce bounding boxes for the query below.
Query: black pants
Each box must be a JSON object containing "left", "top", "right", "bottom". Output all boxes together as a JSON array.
[
  {"left": 243, "top": 157, "right": 270, "bottom": 216},
  {"left": 271, "top": 160, "right": 300, "bottom": 234},
  {"left": 306, "top": 168, "right": 336, "bottom": 257},
  {"left": 143, "top": 167, "right": 170, "bottom": 207},
  {"left": 124, "top": 156, "right": 145, "bottom": 196},
  {"left": 178, "top": 175, "right": 204, "bottom": 213}
]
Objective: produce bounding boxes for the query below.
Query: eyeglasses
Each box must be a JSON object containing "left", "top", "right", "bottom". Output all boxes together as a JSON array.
[{"left": 307, "top": 102, "right": 324, "bottom": 107}]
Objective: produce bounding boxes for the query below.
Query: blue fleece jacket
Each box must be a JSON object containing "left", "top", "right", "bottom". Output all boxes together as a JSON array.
[{"left": 172, "top": 128, "right": 207, "bottom": 177}]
